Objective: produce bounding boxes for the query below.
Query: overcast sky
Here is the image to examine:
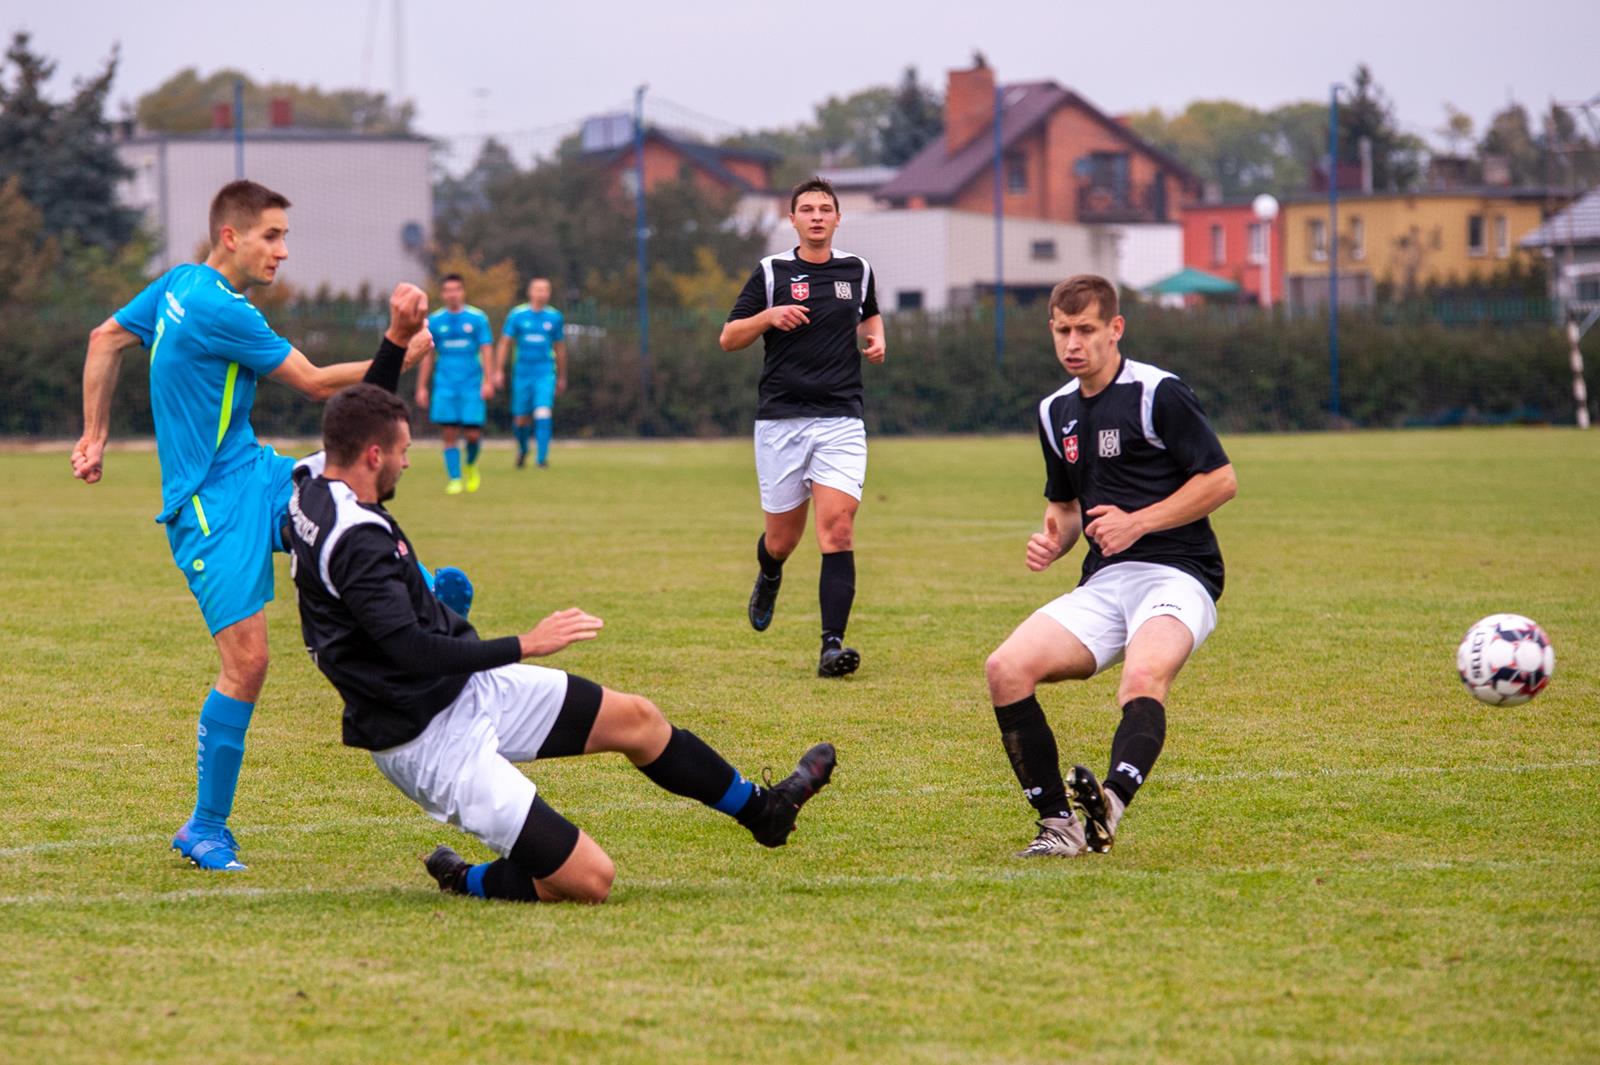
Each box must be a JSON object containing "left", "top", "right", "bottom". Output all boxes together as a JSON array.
[{"left": 10, "top": 0, "right": 1599, "bottom": 163}]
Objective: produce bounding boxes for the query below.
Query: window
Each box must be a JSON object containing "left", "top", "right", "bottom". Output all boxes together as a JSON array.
[
  {"left": 1467, "top": 214, "right": 1486, "bottom": 256},
  {"left": 1577, "top": 277, "right": 1600, "bottom": 302},
  {"left": 1210, "top": 224, "right": 1225, "bottom": 265},
  {"left": 1030, "top": 239, "right": 1057, "bottom": 261},
  {"left": 1006, "top": 154, "right": 1028, "bottom": 194},
  {"left": 1248, "top": 222, "right": 1268, "bottom": 264},
  {"left": 895, "top": 290, "right": 924, "bottom": 311},
  {"left": 1494, "top": 214, "right": 1509, "bottom": 257},
  {"left": 1308, "top": 218, "right": 1327, "bottom": 262},
  {"left": 1350, "top": 216, "right": 1365, "bottom": 261}
]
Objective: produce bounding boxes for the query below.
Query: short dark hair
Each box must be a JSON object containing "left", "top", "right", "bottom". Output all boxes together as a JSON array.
[
  {"left": 1049, "top": 274, "right": 1119, "bottom": 322},
  {"left": 789, "top": 176, "right": 839, "bottom": 214},
  {"left": 323, "top": 384, "right": 411, "bottom": 465},
  {"left": 208, "top": 180, "right": 291, "bottom": 244},
  {"left": 439, "top": 273, "right": 465, "bottom": 287}
]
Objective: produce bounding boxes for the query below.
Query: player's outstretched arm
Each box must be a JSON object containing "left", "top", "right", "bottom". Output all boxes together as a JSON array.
[
  {"left": 73, "top": 317, "right": 145, "bottom": 484},
  {"left": 1027, "top": 501, "right": 1082, "bottom": 572},
  {"left": 1085, "top": 464, "right": 1237, "bottom": 557},
  {"left": 518, "top": 608, "right": 604, "bottom": 658},
  {"left": 859, "top": 314, "right": 886, "bottom": 364},
  {"left": 269, "top": 283, "right": 430, "bottom": 401}
]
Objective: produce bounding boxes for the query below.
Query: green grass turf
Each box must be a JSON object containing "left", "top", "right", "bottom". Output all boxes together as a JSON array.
[{"left": 1, "top": 429, "right": 1596, "bottom": 1064}]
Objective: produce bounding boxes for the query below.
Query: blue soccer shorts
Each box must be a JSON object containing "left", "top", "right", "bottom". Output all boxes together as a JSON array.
[
  {"left": 511, "top": 367, "right": 556, "bottom": 418},
  {"left": 164, "top": 447, "right": 297, "bottom": 635},
  {"left": 431, "top": 384, "right": 486, "bottom": 427}
]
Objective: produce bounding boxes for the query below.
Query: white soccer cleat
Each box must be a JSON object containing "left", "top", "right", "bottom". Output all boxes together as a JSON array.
[{"left": 1016, "top": 815, "right": 1088, "bottom": 858}]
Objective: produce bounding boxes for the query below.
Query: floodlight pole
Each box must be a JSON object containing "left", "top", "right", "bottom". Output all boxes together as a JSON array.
[
  {"left": 233, "top": 78, "right": 245, "bottom": 179},
  {"left": 633, "top": 84, "right": 651, "bottom": 396},
  {"left": 993, "top": 82, "right": 1005, "bottom": 367},
  {"left": 1328, "top": 83, "right": 1342, "bottom": 420}
]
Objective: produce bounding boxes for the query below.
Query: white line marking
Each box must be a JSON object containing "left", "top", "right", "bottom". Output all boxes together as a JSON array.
[
  {"left": 0, "top": 853, "right": 1586, "bottom": 909},
  {"left": 5, "top": 760, "right": 1595, "bottom": 861}
]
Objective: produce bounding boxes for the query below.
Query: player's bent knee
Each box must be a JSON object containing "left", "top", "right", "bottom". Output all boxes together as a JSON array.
[{"left": 984, "top": 649, "right": 1028, "bottom": 700}]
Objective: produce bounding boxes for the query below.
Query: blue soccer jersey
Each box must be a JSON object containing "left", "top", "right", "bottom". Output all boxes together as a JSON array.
[
  {"left": 114, "top": 263, "right": 292, "bottom": 523},
  {"left": 502, "top": 304, "right": 564, "bottom": 372},
  {"left": 428, "top": 306, "right": 493, "bottom": 389}
]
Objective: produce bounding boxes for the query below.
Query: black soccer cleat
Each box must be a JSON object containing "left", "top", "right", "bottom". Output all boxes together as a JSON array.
[
  {"left": 817, "top": 644, "right": 860, "bottom": 678},
  {"left": 748, "top": 572, "right": 782, "bottom": 631},
  {"left": 423, "top": 844, "right": 472, "bottom": 895},
  {"left": 747, "top": 742, "right": 837, "bottom": 848},
  {"left": 1067, "top": 765, "right": 1116, "bottom": 853}
]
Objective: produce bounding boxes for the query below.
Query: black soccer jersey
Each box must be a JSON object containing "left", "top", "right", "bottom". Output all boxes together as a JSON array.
[
  {"left": 1036, "top": 357, "right": 1231, "bottom": 600},
  {"left": 287, "top": 459, "right": 520, "bottom": 750},
  {"left": 727, "top": 247, "right": 880, "bottom": 420}
]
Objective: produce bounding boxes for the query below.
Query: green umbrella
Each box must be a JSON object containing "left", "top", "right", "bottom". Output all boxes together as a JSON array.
[{"left": 1145, "top": 267, "right": 1241, "bottom": 296}]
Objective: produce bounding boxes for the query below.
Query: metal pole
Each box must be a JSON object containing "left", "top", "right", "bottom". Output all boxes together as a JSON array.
[
  {"left": 633, "top": 85, "right": 651, "bottom": 395},
  {"left": 233, "top": 78, "right": 245, "bottom": 179},
  {"left": 1328, "top": 83, "right": 1341, "bottom": 419},
  {"left": 1570, "top": 320, "right": 1592, "bottom": 429},
  {"left": 993, "top": 82, "right": 1005, "bottom": 367}
]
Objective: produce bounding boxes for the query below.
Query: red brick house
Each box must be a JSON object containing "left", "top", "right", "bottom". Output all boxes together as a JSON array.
[
  {"left": 878, "top": 63, "right": 1200, "bottom": 225},
  {"left": 584, "top": 127, "right": 776, "bottom": 200},
  {"left": 1181, "top": 201, "right": 1285, "bottom": 305}
]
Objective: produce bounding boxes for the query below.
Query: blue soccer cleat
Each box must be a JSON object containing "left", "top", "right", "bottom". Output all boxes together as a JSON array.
[
  {"left": 172, "top": 819, "right": 247, "bottom": 872},
  {"left": 433, "top": 566, "right": 474, "bottom": 619}
]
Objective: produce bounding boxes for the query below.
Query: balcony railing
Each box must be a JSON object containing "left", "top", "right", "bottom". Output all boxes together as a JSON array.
[{"left": 1076, "top": 181, "right": 1168, "bottom": 223}]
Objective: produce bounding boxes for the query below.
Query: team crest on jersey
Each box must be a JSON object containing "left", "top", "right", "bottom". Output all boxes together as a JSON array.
[
  {"left": 396, "top": 540, "right": 409, "bottom": 557},
  {"left": 834, "top": 281, "right": 853, "bottom": 299},
  {"left": 1063, "top": 435, "right": 1079, "bottom": 463},
  {"left": 790, "top": 282, "right": 810, "bottom": 300},
  {"left": 1098, "top": 429, "right": 1121, "bottom": 458}
]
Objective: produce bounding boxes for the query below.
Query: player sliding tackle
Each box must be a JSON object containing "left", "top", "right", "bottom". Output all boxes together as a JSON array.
[
  {"left": 289, "top": 384, "right": 836, "bottom": 903},
  {"left": 984, "top": 275, "right": 1237, "bottom": 858},
  {"left": 73, "top": 179, "right": 439, "bottom": 872}
]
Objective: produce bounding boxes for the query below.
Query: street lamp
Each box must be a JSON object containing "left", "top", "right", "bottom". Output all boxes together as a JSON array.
[{"left": 1252, "top": 193, "right": 1279, "bottom": 309}]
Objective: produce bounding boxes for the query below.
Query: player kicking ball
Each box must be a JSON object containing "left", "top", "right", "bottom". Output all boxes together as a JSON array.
[
  {"left": 74, "top": 180, "right": 435, "bottom": 872},
  {"left": 288, "top": 385, "right": 837, "bottom": 904},
  {"left": 984, "top": 275, "right": 1236, "bottom": 858}
]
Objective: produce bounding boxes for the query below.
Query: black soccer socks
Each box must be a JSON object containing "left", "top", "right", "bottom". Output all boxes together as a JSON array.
[
  {"left": 1106, "top": 697, "right": 1166, "bottom": 805},
  {"left": 639, "top": 727, "right": 765, "bottom": 822},
  {"left": 819, "top": 549, "right": 855, "bottom": 645},
  {"left": 756, "top": 534, "right": 785, "bottom": 579},
  {"left": 993, "top": 695, "right": 1072, "bottom": 820}
]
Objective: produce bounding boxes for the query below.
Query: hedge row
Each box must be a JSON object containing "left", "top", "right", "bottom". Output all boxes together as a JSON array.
[{"left": 4, "top": 303, "right": 1591, "bottom": 438}]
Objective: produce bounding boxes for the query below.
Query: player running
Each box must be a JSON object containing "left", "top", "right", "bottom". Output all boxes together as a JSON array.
[
  {"left": 720, "top": 176, "right": 885, "bottom": 678},
  {"left": 414, "top": 274, "right": 494, "bottom": 494},
  {"left": 72, "top": 179, "right": 433, "bottom": 871},
  {"left": 495, "top": 277, "right": 567, "bottom": 469},
  {"left": 984, "top": 275, "right": 1237, "bottom": 858},
  {"left": 288, "top": 384, "right": 837, "bottom": 904}
]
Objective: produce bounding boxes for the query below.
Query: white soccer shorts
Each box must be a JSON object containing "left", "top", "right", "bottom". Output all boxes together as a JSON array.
[
  {"left": 1034, "top": 561, "right": 1218, "bottom": 674},
  {"left": 369, "top": 665, "right": 569, "bottom": 855},
  {"left": 753, "top": 416, "right": 867, "bottom": 513}
]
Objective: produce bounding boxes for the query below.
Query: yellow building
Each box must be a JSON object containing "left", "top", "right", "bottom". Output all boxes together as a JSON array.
[{"left": 1281, "top": 189, "right": 1550, "bottom": 307}]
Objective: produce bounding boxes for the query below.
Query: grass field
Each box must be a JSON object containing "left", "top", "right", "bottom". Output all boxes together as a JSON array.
[{"left": 2, "top": 428, "right": 1597, "bottom": 1064}]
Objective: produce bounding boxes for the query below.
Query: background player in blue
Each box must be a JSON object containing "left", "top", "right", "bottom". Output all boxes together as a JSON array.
[
  {"left": 414, "top": 274, "right": 495, "bottom": 493},
  {"left": 494, "top": 277, "right": 567, "bottom": 469},
  {"left": 72, "top": 180, "right": 434, "bottom": 871}
]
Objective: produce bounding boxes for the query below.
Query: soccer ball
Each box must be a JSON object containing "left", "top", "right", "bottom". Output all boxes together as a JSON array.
[{"left": 1456, "top": 614, "right": 1555, "bottom": 706}]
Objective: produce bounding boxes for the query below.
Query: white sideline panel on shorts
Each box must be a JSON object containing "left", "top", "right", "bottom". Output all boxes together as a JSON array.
[
  {"left": 753, "top": 416, "right": 867, "bottom": 513},
  {"left": 369, "top": 664, "right": 570, "bottom": 855},
  {"left": 1034, "top": 561, "right": 1217, "bottom": 673}
]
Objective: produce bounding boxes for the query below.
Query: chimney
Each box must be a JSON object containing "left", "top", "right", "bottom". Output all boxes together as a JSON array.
[
  {"left": 269, "top": 97, "right": 293, "bottom": 129},
  {"left": 211, "top": 102, "right": 233, "bottom": 130},
  {"left": 944, "top": 62, "right": 996, "bottom": 156}
]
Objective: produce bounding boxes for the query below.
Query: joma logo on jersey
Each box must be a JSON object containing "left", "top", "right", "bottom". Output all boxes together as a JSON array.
[
  {"left": 1063, "top": 434, "right": 1079, "bottom": 463},
  {"left": 1098, "top": 429, "right": 1121, "bottom": 458},
  {"left": 834, "top": 281, "right": 853, "bottom": 299},
  {"left": 790, "top": 282, "right": 810, "bottom": 300}
]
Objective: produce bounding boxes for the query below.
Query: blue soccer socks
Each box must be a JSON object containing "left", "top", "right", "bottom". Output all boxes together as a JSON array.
[
  {"left": 193, "top": 688, "right": 253, "bottom": 830},
  {"left": 443, "top": 446, "right": 463, "bottom": 481},
  {"left": 514, "top": 423, "right": 532, "bottom": 462},
  {"left": 465, "top": 438, "right": 481, "bottom": 467}
]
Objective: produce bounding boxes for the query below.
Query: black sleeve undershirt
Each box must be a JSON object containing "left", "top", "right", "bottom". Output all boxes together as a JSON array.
[
  {"left": 332, "top": 526, "right": 521, "bottom": 675},
  {"left": 362, "top": 336, "right": 407, "bottom": 393}
]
